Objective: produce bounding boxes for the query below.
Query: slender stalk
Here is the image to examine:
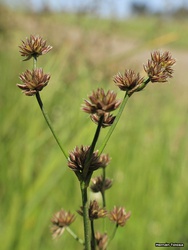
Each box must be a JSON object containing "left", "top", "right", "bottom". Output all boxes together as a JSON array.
[
  {"left": 83, "top": 115, "right": 104, "bottom": 180},
  {"left": 33, "top": 55, "right": 37, "bottom": 69},
  {"left": 107, "top": 224, "right": 118, "bottom": 248},
  {"left": 88, "top": 115, "right": 104, "bottom": 160},
  {"left": 33, "top": 57, "right": 67, "bottom": 160},
  {"left": 101, "top": 168, "right": 106, "bottom": 208},
  {"left": 36, "top": 92, "right": 68, "bottom": 159},
  {"left": 101, "top": 167, "right": 107, "bottom": 233},
  {"left": 90, "top": 220, "right": 96, "bottom": 250},
  {"left": 80, "top": 181, "right": 91, "bottom": 250},
  {"left": 98, "top": 77, "right": 151, "bottom": 155},
  {"left": 99, "top": 92, "right": 129, "bottom": 155},
  {"left": 65, "top": 226, "right": 84, "bottom": 245}
]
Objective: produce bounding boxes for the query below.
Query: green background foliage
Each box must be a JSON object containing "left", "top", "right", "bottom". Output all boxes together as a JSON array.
[{"left": 1, "top": 5, "right": 188, "bottom": 250}]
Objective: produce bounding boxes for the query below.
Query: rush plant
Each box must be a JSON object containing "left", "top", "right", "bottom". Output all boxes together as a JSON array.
[{"left": 17, "top": 35, "right": 176, "bottom": 250}]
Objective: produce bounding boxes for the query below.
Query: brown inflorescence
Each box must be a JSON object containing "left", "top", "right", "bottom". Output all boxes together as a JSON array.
[
  {"left": 17, "top": 68, "right": 50, "bottom": 96},
  {"left": 143, "top": 51, "right": 176, "bottom": 83},
  {"left": 68, "top": 146, "right": 110, "bottom": 181},
  {"left": 77, "top": 200, "right": 107, "bottom": 220},
  {"left": 19, "top": 35, "right": 52, "bottom": 61},
  {"left": 95, "top": 232, "right": 108, "bottom": 250},
  {"left": 82, "top": 88, "right": 121, "bottom": 127},
  {"left": 113, "top": 69, "right": 144, "bottom": 95},
  {"left": 82, "top": 88, "right": 121, "bottom": 116},
  {"left": 109, "top": 206, "right": 131, "bottom": 227},
  {"left": 90, "top": 176, "right": 113, "bottom": 193},
  {"left": 91, "top": 113, "right": 116, "bottom": 128},
  {"left": 51, "top": 209, "right": 75, "bottom": 239}
]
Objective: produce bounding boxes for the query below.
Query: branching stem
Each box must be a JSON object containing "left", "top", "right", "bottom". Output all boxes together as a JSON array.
[{"left": 80, "top": 181, "right": 91, "bottom": 250}]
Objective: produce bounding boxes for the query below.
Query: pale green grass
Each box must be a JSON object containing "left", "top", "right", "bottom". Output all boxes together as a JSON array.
[{"left": 1, "top": 9, "right": 188, "bottom": 250}]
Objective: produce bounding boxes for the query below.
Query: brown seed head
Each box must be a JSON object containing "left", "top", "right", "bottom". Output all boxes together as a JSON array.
[
  {"left": 91, "top": 113, "right": 116, "bottom": 128},
  {"left": 90, "top": 176, "right": 113, "bottom": 193},
  {"left": 95, "top": 232, "right": 108, "bottom": 250},
  {"left": 51, "top": 209, "right": 75, "bottom": 239},
  {"left": 17, "top": 68, "right": 50, "bottom": 96},
  {"left": 109, "top": 206, "right": 131, "bottom": 227},
  {"left": 19, "top": 35, "right": 52, "bottom": 60},
  {"left": 82, "top": 88, "right": 121, "bottom": 116},
  {"left": 113, "top": 70, "right": 144, "bottom": 95},
  {"left": 99, "top": 153, "right": 111, "bottom": 168},
  {"left": 143, "top": 51, "right": 176, "bottom": 83},
  {"left": 68, "top": 146, "right": 109, "bottom": 181},
  {"left": 77, "top": 200, "right": 107, "bottom": 220}
]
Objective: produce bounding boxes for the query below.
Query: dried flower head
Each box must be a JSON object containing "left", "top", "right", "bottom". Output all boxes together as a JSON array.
[
  {"left": 95, "top": 232, "right": 108, "bottom": 250},
  {"left": 51, "top": 209, "right": 75, "bottom": 239},
  {"left": 114, "top": 69, "right": 144, "bottom": 95},
  {"left": 143, "top": 51, "right": 176, "bottom": 83},
  {"left": 68, "top": 146, "right": 109, "bottom": 181},
  {"left": 17, "top": 68, "right": 50, "bottom": 96},
  {"left": 109, "top": 206, "right": 131, "bottom": 227},
  {"left": 77, "top": 200, "right": 107, "bottom": 220},
  {"left": 91, "top": 112, "right": 116, "bottom": 128},
  {"left": 99, "top": 153, "right": 111, "bottom": 168},
  {"left": 82, "top": 88, "right": 121, "bottom": 116},
  {"left": 90, "top": 176, "right": 113, "bottom": 193},
  {"left": 19, "top": 35, "right": 52, "bottom": 60}
]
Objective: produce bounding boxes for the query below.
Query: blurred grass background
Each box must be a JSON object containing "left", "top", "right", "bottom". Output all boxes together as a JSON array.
[{"left": 1, "top": 3, "right": 188, "bottom": 250}]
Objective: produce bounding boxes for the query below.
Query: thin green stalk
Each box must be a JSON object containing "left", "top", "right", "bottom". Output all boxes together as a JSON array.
[
  {"left": 33, "top": 55, "right": 37, "bottom": 69},
  {"left": 98, "top": 77, "right": 151, "bottom": 155},
  {"left": 107, "top": 224, "right": 118, "bottom": 248},
  {"left": 99, "top": 92, "right": 129, "bottom": 155},
  {"left": 88, "top": 115, "right": 104, "bottom": 160},
  {"left": 90, "top": 220, "right": 96, "bottom": 250},
  {"left": 65, "top": 226, "right": 84, "bottom": 245},
  {"left": 83, "top": 115, "right": 104, "bottom": 180},
  {"left": 101, "top": 168, "right": 107, "bottom": 233},
  {"left": 101, "top": 168, "right": 106, "bottom": 208},
  {"left": 80, "top": 181, "right": 91, "bottom": 250},
  {"left": 35, "top": 92, "right": 68, "bottom": 159},
  {"left": 33, "top": 56, "right": 67, "bottom": 160}
]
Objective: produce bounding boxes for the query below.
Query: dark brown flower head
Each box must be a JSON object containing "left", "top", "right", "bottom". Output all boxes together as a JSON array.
[
  {"left": 17, "top": 68, "right": 50, "bottom": 96},
  {"left": 19, "top": 35, "right": 52, "bottom": 61},
  {"left": 82, "top": 88, "right": 121, "bottom": 116},
  {"left": 91, "top": 112, "right": 116, "bottom": 128},
  {"left": 114, "top": 70, "right": 144, "bottom": 95},
  {"left": 51, "top": 209, "right": 75, "bottom": 239},
  {"left": 90, "top": 176, "right": 113, "bottom": 193},
  {"left": 77, "top": 200, "right": 107, "bottom": 220},
  {"left": 68, "top": 146, "right": 109, "bottom": 181},
  {"left": 109, "top": 206, "right": 131, "bottom": 227},
  {"left": 95, "top": 232, "right": 108, "bottom": 250},
  {"left": 99, "top": 153, "right": 111, "bottom": 168},
  {"left": 143, "top": 51, "right": 176, "bottom": 83}
]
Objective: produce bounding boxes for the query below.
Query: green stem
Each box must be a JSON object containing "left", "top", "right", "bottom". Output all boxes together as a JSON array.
[
  {"left": 33, "top": 56, "right": 67, "bottom": 160},
  {"left": 101, "top": 168, "right": 107, "bottom": 233},
  {"left": 83, "top": 115, "right": 104, "bottom": 180},
  {"left": 65, "top": 226, "right": 84, "bottom": 245},
  {"left": 101, "top": 168, "right": 106, "bottom": 208},
  {"left": 36, "top": 92, "right": 68, "bottom": 160},
  {"left": 33, "top": 56, "right": 37, "bottom": 70},
  {"left": 80, "top": 181, "right": 91, "bottom": 250},
  {"left": 107, "top": 224, "right": 118, "bottom": 247},
  {"left": 99, "top": 77, "right": 150, "bottom": 155},
  {"left": 89, "top": 115, "right": 104, "bottom": 160},
  {"left": 90, "top": 220, "right": 96, "bottom": 250},
  {"left": 99, "top": 92, "right": 129, "bottom": 155}
]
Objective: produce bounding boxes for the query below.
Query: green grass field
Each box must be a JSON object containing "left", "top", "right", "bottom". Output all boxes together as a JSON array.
[{"left": 1, "top": 6, "right": 188, "bottom": 250}]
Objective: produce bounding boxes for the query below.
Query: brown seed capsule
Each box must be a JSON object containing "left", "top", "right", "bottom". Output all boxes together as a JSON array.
[
  {"left": 19, "top": 35, "right": 52, "bottom": 60},
  {"left": 17, "top": 68, "right": 50, "bottom": 96}
]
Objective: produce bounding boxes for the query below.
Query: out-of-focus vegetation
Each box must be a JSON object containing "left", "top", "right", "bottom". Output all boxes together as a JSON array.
[{"left": 1, "top": 3, "right": 188, "bottom": 250}]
